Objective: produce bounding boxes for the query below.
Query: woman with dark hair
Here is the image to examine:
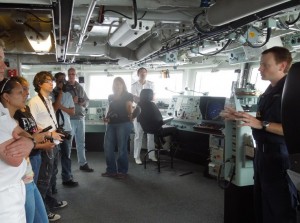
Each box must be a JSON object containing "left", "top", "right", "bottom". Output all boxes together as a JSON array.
[
  {"left": 0, "top": 78, "right": 43, "bottom": 222},
  {"left": 12, "top": 76, "right": 53, "bottom": 223},
  {"left": 102, "top": 77, "right": 134, "bottom": 179}
]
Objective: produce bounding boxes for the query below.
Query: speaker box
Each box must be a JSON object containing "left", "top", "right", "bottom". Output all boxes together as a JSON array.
[{"left": 79, "top": 76, "right": 84, "bottom": 83}]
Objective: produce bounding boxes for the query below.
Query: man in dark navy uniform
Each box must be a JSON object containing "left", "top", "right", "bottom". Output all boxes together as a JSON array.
[{"left": 221, "top": 46, "right": 298, "bottom": 223}]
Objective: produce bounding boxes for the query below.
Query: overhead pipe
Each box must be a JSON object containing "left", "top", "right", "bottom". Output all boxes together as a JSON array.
[
  {"left": 206, "top": 0, "right": 291, "bottom": 26},
  {"left": 71, "top": 0, "right": 98, "bottom": 63},
  {"left": 59, "top": 0, "right": 74, "bottom": 62},
  {"left": 0, "top": 3, "right": 53, "bottom": 10},
  {"left": 131, "top": 0, "right": 137, "bottom": 29},
  {"left": 58, "top": 0, "right": 61, "bottom": 46},
  {"left": 73, "top": 6, "right": 200, "bottom": 22}
]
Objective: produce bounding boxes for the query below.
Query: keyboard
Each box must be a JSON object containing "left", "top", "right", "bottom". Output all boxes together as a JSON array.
[
  {"left": 163, "top": 116, "right": 174, "bottom": 124},
  {"left": 193, "top": 123, "right": 224, "bottom": 134}
]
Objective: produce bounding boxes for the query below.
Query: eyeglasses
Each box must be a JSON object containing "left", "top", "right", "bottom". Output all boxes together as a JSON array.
[
  {"left": 44, "top": 79, "right": 54, "bottom": 84},
  {"left": 22, "top": 87, "right": 29, "bottom": 91}
]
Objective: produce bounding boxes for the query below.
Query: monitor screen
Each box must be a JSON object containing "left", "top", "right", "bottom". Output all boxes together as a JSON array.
[{"left": 199, "top": 96, "right": 226, "bottom": 122}]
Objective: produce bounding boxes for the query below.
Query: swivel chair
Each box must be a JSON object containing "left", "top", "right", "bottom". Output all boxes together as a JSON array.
[
  {"left": 137, "top": 89, "right": 177, "bottom": 172},
  {"left": 282, "top": 62, "right": 300, "bottom": 174}
]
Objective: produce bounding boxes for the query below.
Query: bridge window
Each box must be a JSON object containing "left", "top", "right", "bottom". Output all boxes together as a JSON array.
[
  {"left": 132, "top": 71, "right": 183, "bottom": 99},
  {"left": 89, "top": 74, "right": 132, "bottom": 99},
  {"left": 195, "top": 69, "right": 238, "bottom": 98},
  {"left": 249, "top": 66, "right": 269, "bottom": 94}
]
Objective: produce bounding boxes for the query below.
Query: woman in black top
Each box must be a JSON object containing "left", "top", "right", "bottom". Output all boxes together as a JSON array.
[
  {"left": 102, "top": 77, "right": 133, "bottom": 179},
  {"left": 12, "top": 76, "right": 55, "bottom": 180}
]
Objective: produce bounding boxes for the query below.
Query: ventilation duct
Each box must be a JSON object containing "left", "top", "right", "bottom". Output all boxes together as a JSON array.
[
  {"left": 206, "top": 0, "right": 291, "bottom": 26},
  {"left": 108, "top": 20, "right": 154, "bottom": 47},
  {"left": 135, "top": 37, "right": 162, "bottom": 60}
]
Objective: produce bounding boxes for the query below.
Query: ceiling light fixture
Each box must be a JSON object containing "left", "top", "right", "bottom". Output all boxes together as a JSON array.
[{"left": 25, "top": 31, "right": 52, "bottom": 53}]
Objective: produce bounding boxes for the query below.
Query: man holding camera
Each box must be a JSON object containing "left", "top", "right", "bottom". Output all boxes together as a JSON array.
[
  {"left": 53, "top": 72, "right": 79, "bottom": 187},
  {"left": 67, "top": 68, "right": 93, "bottom": 172}
]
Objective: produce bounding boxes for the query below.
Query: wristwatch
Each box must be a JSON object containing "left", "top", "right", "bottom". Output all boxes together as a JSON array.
[{"left": 262, "top": 121, "right": 270, "bottom": 131}]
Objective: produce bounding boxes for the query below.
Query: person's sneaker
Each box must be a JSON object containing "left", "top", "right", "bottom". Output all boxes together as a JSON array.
[
  {"left": 62, "top": 179, "right": 79, "bottom": 187},
  {"left": 101, "top": 172, "right": 117, "bottom": 177},
  {"left": 116, "top": 173, "right": 128, "bottom": 179},
  {"left": 48, "top": 212, "right": 61, "bottom": 222},
  {"left": 52, "top": 200, "right": 68, "bottom": 209},
  {"left": 135, "top": 158, "right": 142, "bottom": 165},
  {"left": 149, "top": 157, "right": 158, "bottom": 162},
  {"left": 80, "top": 163, "right": 94, "bottom": 172}
]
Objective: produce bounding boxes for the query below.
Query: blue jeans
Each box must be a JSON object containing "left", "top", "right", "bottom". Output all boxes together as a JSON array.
[
  {"left": 30, "top": 153, "right": 41, "bottom": 184},
  {"left": 25, "top": 182, "right": 48, "bottom": 223},
  {"left": 104, "top": 122, "right": 133, "bottom": 174},
  {"left": 71, "top": 119, "right": 87, "bottom": 166},
  {"left": 60, "top": 136, "right": 73, "bottom": 182}
]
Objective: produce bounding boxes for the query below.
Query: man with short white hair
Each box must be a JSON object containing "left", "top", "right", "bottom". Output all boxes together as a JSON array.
[{"left": 67, "top": 68, "right": 93, "bottom": 172}]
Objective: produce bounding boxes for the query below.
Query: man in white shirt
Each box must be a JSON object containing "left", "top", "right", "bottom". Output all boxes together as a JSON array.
[{"left": 131, "top": 67, "right": 157, "bottom": 164}]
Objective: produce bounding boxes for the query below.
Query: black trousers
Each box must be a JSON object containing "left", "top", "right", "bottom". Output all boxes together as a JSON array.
[{"left": 254, "top": 142, "right": 298, "bottom": 223}]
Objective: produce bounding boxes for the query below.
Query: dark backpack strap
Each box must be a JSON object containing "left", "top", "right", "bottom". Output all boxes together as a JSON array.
[{"left": 56, "top": 109, "right": 65, "bottom": 127}]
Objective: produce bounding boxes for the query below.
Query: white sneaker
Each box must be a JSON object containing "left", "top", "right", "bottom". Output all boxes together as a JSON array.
[
  {"left": 149, "top": 156, "right": 158, "bottom": 162},
  {"left": 48, "top": 212, "right": 61, "bottom": 222},
  {"left": 135, "top": 158, "right": 142, "bottom": 165}
]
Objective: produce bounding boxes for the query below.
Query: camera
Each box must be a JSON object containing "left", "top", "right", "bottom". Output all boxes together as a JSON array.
[
  {"left": 56, "top": 126, "right": 72, "bottom": 140},
  {"left": 78, "top": 97, "right": 85, "bottom": 103},
  {"left": 56, "top": 80, "right": 74, "bottom": 93}
]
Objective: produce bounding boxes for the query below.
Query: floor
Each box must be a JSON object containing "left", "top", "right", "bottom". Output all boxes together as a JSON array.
[{"left": 52, "top": 151, "right": 224, "bottom": 223}]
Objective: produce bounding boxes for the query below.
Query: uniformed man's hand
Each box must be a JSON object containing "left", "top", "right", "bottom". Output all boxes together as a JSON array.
[
  {"left": 220, "top": 107, "right": 262, "bottom": 129},
  {"left": 234, "top": 111, "right": 262, "bottom": 129},
  {"left": 220, "top": 106, "right": 239, "bottom": 120}
]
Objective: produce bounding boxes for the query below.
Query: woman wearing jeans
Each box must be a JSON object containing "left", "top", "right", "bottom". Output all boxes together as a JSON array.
[
  {"left": 12, "top": 76, "right": 56, "bottom": 222},
  {"left": 102, "top": 77, "right": 133, "bottom": 179},
  {"left": 0, "top": 78, "right": 48, "bottom": 222}
]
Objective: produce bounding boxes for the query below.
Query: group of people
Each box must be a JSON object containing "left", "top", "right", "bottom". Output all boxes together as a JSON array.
[
  {"left": 0, "top": 34, "right": 298, "bottom": 223},
  {"left": 0, "top": 34, "right": 156, "bottom": 221},
  {"left": 86, "top": 46, "right": 300, "bottom": 223},
  {"left": 0, "top": 37, "right": 95, "bottom": 223}
]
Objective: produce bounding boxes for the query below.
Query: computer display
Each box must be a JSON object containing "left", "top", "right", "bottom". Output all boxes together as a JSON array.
[{"left": 199, "top": 96, "right": 226, "bottom": 123}]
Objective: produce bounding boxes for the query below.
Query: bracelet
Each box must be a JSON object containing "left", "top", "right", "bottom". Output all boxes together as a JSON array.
[{"left": 30, "top": 137, "right": 36, "bottom": 149}]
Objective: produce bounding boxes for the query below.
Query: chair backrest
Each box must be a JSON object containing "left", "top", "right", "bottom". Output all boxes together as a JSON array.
[
  {"left": 140, "top": 88, "right": 154, "bottom": 102},
  {"left": 137, "top": 89, "right": 163, "bottom": 134},
  {"left": 282, "top": 62, "right": 300, "bottom": 154}
]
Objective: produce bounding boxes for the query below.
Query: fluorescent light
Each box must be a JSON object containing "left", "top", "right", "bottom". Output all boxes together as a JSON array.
[
  {"left": 25, "top": 31, "right": 52, "bottom": 53},
  {"left": 89, "top": 54, "right": 104, "bottom": 57}
]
